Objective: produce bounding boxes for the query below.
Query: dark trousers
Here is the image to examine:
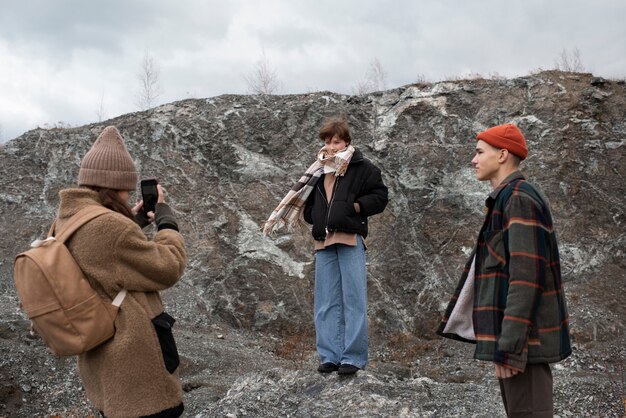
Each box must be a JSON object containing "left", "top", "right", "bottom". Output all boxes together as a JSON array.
[
  {"left": 498, "top": 363, "right": 553, "bottom": 418},
  {"left": 100, "top": 402, "right": 183, "bottom": 418}
]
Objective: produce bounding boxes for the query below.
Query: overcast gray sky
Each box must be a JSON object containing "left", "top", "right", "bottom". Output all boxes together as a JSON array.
[{"left": 1, "top": 0, "right": 625, "bottom": 142}]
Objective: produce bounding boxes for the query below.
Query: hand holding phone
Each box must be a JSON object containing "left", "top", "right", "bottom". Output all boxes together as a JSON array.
[{"left": 140, "top": 178, "right": 159, "bottom": 216}]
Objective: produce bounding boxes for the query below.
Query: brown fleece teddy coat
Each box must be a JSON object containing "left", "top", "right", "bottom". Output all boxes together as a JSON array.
[{"left": 56, "top": 188, "right": 187, "bottom": 417}]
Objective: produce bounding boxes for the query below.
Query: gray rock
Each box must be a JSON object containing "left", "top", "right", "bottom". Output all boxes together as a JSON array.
[
  {"left": 0, "top": 70, "right": 624, "bottom": 417},
  {"left": 590, "top": 77, "right": 607, "bottom": 86}
]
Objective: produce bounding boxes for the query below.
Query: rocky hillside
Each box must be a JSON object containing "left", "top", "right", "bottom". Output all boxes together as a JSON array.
[{"left": 0, "top": 71, "right": 624, "bottom": 417}]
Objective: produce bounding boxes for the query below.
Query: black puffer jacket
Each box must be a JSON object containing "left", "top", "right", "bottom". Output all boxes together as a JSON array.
[{"left": 304, "top": 149, "right": 388, "bottom": 241}]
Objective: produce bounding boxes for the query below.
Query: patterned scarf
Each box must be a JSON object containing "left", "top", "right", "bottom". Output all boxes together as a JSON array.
[{"left": 262, "top": 145, "right": 355, "bottom": 236}]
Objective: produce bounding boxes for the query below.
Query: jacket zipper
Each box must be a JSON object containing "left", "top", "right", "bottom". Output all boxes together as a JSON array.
[{"left": 324, "top": 177, "right": 340, "bottom": 235}]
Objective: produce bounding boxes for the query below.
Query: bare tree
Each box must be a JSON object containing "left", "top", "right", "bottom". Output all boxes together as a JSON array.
[
  {"left": 351, "top": 58, "right": 387, "bottom": 95},
  {"left": 96, "top": 89, "right": 107, "bottom": 122},
  {"left": 554, "top": 47, "right": 585, "bottom": 73},
  {"left": 135, "top": 52, "right": 163, "bottom": 110},
  {"left": 244, "top": 52, "right": 282, "bottom": 95},
  {"left": 369, "top": 58, "right": 387, "bottom": 90}
]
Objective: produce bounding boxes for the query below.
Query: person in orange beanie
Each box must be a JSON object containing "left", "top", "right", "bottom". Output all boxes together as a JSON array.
[{"left": 437, "top": 123, "right": 571, "bottom": 417}]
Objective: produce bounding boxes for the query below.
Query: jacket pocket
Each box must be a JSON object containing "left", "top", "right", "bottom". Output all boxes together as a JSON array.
[
  {"left": 327, "top": 199, "right": 347, "bottom": 227},
  {"left": 346, "top": 193, "right": 357, "bottom": 216},
  {"left": 482, "top": 230, "right": 506, "bottom": 270},
  {"left": 328, "top": 200, "right": 361, "bottom": 232},
  {"left": 152, "top": 312, "right": 180, "bottom": 374}
]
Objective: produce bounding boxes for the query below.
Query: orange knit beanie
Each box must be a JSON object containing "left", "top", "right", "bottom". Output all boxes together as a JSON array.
[
  {"left": 476, "top": 124, "right": 528, "bottom": 160},
  {"left": 78, "top": 126, "right": 137, "bottom": 190}
]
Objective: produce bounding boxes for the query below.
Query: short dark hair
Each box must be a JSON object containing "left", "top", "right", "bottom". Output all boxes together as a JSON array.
[{"left": 318, "top": 117, "right": 352, "bottom": 144}]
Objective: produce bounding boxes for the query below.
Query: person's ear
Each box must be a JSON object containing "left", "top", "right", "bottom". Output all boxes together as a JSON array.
[{"left": 498, "top": 148, "right": 509, "bottom": 164}]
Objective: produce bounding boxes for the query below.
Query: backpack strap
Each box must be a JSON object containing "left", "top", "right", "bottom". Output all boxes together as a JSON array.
[
  {"left": 52, "top": 205, "right": 128, "bottom": 307},
  {"left": 53, "top": 206, "right": 113, "bottom": 243},
  {"left": 112, "top": 289, "right": 128, "bottom": 307}
]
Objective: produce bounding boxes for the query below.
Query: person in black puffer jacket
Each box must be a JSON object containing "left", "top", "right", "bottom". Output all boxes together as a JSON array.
[
  {"left": 302, "top": 117, "right": 388, "bottom": 375},
  {"left": 303, "top": 145, "right": 388, "bottom": 241}
]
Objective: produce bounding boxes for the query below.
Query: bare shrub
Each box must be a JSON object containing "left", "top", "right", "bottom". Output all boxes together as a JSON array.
[
  {"left": 554, "top": 47, "right": 585, "bottom": 72},
  {"left": 272, "top": 328, "right": 315, "bottom": 368},
  {"left": 414, "top": 74, "right": 430, "bottom": 84},
  {"left": 244, "top": 52, "right": 282, "bottom": 95},
  {"left": 41, "top": 121, "right": 72, "bottom": 130},
  {"left": 387, "top": 331, "right": 436, "bottom": 364},
  {"left": 443, "top": 72, "right": 484, "bottom": 82},
  {"left": 488, "top": 71, "right": 506, "bottom": 80}
]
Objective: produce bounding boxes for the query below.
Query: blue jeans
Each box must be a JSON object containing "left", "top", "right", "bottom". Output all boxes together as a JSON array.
[{"left": 314, "top": 236, "right": 368, "bottom": 368}]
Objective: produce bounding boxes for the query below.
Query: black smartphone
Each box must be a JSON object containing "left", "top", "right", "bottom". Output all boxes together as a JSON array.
[{"left": 140, "top": 178, "right": 159, "bottom": 215}]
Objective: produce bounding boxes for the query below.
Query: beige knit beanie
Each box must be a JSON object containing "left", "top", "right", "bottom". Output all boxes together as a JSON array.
[{"left": 78, "top": 126, "right": 137, "bottom": 190}]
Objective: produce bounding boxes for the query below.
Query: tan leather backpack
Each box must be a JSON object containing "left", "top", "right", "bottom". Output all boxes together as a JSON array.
[{"left": 14, "top": 206, "right": 127, "bottom": 356}]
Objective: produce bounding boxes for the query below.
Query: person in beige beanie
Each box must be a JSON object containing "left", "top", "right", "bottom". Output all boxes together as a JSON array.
[
  {"left": 56, "top": 125, "right": 187, "bottom": 417},
  {"left": 78, "top": 126, "right": 138, "bottom": 190}
]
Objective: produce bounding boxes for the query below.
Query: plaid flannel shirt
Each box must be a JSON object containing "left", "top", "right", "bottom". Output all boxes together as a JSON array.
[{"left": 437, "top": 172, "right": 572, "bottom": 371}]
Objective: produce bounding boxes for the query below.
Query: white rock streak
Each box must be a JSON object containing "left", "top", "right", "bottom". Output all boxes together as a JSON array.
[{"left": 236, "top": 212, "right": 307, "bottom": 279}]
